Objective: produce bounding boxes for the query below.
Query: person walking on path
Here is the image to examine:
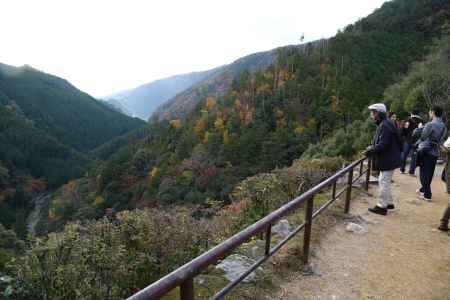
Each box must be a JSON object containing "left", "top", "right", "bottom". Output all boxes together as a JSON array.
[
  {"left": 364, "top": 103, "right": 402, "bottom": 216},
  {"left": 416, "top": 106, "right": 447, "bottom": 201},
  {"left": 441, "top": 135, "right": 450, "bottom": 194},
  {"left": 400, "top": 110, "right": 423, "bottom": 175},
  {"left": 438, "top": 135, "right": 450, "bottom": 232}
]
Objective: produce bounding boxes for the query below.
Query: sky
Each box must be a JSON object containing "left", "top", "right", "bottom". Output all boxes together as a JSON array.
[{"left": 1, "top": 0, "right": 388, "bottom": 96}]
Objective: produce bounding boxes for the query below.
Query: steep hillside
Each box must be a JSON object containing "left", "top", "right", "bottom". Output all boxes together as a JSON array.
[
  {"left": 0, "top": 63, "right": 145, "bottom": 151},
  {"left": 101, "top": 98, "right": 132, "bottom": 116},
  {"left": 106, "top": 68, "right": 221, "bottom": 120},
  {"left": 151, "top": 48, "right": 279, "bottom": 121},
  {"left": 0, "top": 64, "right": 145, "bottom": 237},
  {"left": 39, "top": 0, "right": 450, "bottom": 232},
  {"left": 3, "top": 0, "right": 450, "bottom": 297}
]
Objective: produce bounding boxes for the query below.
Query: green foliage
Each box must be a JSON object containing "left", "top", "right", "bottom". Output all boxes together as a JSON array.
[
  {"left": 0, "top": 223, "right": 23, "bottom": 273},
  {"left": 0, "top": 162, "right": 9, "bottom": 187},
  {"left": 0, "top": 105, "right": 90, "bottom": 188},
  {"left": 0, "top": 63, "right": 145, "bottom": 241},
  {"left": 48, "top": 0, "right": 449, "bottom": 225},
  {"left": 0, "top": 63, "right": 145, "bottom": 152},
  {"left": 231, "top": 157, "right": 344, "bottom": 227},
  {"left": 302, "top": 119, "right": 376, "bottom": 160},
  {"left": 384, "top": 38, "right": 450, "bottom": 120},
  {"left": 7, "top": 209, "right": 214, "bottom": 300}
]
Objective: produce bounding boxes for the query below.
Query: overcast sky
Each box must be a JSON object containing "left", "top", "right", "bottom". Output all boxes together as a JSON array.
[{"left": 1, "top": 0, "right": 387, "bottom": 96}]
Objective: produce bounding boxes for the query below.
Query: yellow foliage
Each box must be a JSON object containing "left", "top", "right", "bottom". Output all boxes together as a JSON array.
[
  {"left": 276, "top": 118, "right": 287, "bottom": 129},
  {"left": 94, "top": 196, "right": 105, "bottom": 205},
  {"left": 295, "top": 126, "right": 306, "bottom": 134},
  {"left": 64, "top": 180, "right": 77, "bottom": 193},
  {"left": 182, "top": 170, "right": 193, "bottom": 179},
  {"left": 150, "top": 167, "right": 158, "bottom": 178},
  {"left": 263, "top": 71, "right": 273, "bottom": 80},
  {"left": 331, "top": 95, "right": 340, "bottom": 113},
  {"left": 307, "top": 117, "right": 317, "bottom": 127},
  {"left": 279, "top": 69, "right": 289, "bottom": 81},
  {"left": 274, "top": 108, "right": 284, "bottom": 118},
  {"left": 206, "top": 96, "right": 215, "bottom": 110},
  {"left": 170, "top": 119, "right": 182, "bottom": 129},
  {"left": 223, "top": 130, "right": 229, "bottom": 144},
  {"left": 214, "top": 117, "right": 224, "bottom": 130},
  {"left": 48, "top": 208, "right": 58, "bottom": 220},
  {"left": 234, "top": 99, "right": 242, "bottom": 110},
  {"left": 53, "top": 197, "right": 63, "bottom": 205},
  {"left": 257, "top": 83, "right": 271, "bottom": 94},
  {"left": 244, "top": 111, "right": 253, "bottom": 125},
  {"left": 194, "top": 119, "right": 205, "bottom": 132},
  {"left": 203, "top": 131, "right": 210, "bottom": 144}
]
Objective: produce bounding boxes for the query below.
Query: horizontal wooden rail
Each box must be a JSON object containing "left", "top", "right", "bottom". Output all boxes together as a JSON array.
[{"left": 128, "top": 156, "right": 371, "bottom": 300}]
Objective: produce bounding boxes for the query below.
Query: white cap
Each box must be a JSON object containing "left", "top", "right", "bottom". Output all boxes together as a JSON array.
[{"left": 368, "top": 103, "right": 387, "bottom": 113}]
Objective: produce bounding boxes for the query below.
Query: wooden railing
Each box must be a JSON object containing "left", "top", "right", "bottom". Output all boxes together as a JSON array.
[{"left": 128, "top": 156, "right": 371, "bottom": 300}]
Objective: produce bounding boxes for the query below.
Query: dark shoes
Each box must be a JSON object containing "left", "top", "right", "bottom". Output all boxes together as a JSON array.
[
  {"left": 368, "top": 206, "right": 387, "bottom": 216},
  {"left": 387, "top": 204, "right": 395, "bottom": 210},
  {"left": 438, "top": 224, "right": 449, "bottom": 232}
]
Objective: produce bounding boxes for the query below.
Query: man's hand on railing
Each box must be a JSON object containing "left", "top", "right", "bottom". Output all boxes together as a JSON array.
[{"left": 363, "top": 145, "right": 374, "bottom": 156}]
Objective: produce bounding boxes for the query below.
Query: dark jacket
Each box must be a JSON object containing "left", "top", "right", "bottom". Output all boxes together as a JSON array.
[
  {"left": 404, "top": 115, "right": 423, "bottom": 144},
  {"left": 366, "top": 115, "right": 402, "bottom": 171},
  {"left": 411, "top": 127, "right": 424, "bottom": 145}
]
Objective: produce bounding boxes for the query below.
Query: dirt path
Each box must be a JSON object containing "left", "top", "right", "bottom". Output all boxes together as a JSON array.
[{"left": 278, "top": 167, "right": 450, "bottom": 300}]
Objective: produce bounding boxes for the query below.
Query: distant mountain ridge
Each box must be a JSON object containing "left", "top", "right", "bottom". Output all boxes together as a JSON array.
[
  {"left": 105, "top": 68, "right": 221, "bottom": 120},
  {"left": 106, "top": 46, "right": 287, "bottom": 122},
  {"left": 151, "top": 44, "right": 313, "bottom": 122},
  {"left": 0, "top": 62, "right": 145, "bottom": 187}
]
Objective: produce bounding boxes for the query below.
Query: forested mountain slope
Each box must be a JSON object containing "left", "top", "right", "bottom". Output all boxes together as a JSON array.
[
  {"left": 0, "top": 64, "right": 145, "bottom": 237},
  {"left": 42, "top": 0, "right": 450, "bottom": 232},
  {"left": 0, "top": 63, "right": 144, "bottom": 151},
  {"left": 151, "top": 47, "right": 279, "bottom": 121},
  {"left": 106, "top": 68, "right": 221, "bottom": 120}
]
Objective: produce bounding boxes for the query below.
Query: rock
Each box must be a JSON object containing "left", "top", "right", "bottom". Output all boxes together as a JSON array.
[
  {"left": 310, "top": 248, "right": 319, "bottom": 257},
  {"left": 344, "top": 214, "right": 378, "bottom": 226},
  {"left": 194, "top": 277, "right": 206, "bottom": 286},
  {"left": 255, "top": 239, "right": 266, "bottom": 248},
  {"left": 272, "top": 219, "right": 292, "bottom": 237},
  {"left": 345, "top": 222, "right": 368, "bottom": 234},
  {"left": 248, "top": 246, "right": 261, "bottom": 259},
  {"left": 0, "top": 276, "right": 12, "bottom": 283},
  {"left": 215, "top": 254, "right": 262, "bottom": 283},
  {"left": 358, "top": 214, "right": 380, "bottom": 225},
  {"left": 302, "top": 262, "right": 319, "bottom": 276}
]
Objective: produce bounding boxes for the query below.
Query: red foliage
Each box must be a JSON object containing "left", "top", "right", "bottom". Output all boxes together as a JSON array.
[
  {"left": 197, "top": 165, "right": 219, "bottom": 188},
  {"left": 25, "top": 178, "right": 47, "bottom": 194}
]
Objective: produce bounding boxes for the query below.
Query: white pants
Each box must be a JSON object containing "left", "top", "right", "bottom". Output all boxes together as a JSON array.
[{"left": 377, "top": 170, "right": 394, "bottom": 208}]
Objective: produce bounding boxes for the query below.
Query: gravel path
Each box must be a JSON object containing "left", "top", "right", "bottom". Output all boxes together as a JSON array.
[{"left": 278, "top": 167, "right": 450, "bottom": 300}]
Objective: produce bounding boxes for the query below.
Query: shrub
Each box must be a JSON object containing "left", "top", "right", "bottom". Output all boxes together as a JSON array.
[
  {"left": 7, "top": 208, "right": 215, "bottom": 300},
  {"left": 230, "top": 157, "right": 344, "bottom": 227}
]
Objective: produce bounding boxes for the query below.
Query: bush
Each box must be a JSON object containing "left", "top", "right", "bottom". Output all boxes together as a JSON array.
[
  {"left": 230, "top": 157, "right": 344, "bottom": 227},
  {"left": 7, "top": 208, "right": 215, "bottom": 300},
  {"left": 301, "top": 119, "right": 375, "bottom": 160}
]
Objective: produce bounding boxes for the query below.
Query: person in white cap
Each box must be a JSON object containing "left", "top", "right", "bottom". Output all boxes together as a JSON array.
[{"left": 364, "top": 103, "right": 402, "bottom": 215}]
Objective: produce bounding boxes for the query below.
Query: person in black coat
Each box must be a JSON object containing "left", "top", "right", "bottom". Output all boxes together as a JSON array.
[
  {"left": 364, "top": 103, "right": 402, "bottom": 215},
  {"left": 400, "top": 110, "right": 423, "bottom": 175}
]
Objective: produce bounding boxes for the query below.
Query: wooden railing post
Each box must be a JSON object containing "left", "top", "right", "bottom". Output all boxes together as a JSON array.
[
  {"left": 302, "top": 196, "right": 314, "bottom": 263},
  {"left": 344, "top": 167, "right": 353, "bottom": 214},
  {"left": 180, "top": 278, "right": 194, "bottom": 300},
  {"left": 265, "top": 225, "right": 272, "bottom": 256},
  {"left": 365, "top": 157, "right": 371, "bottom": 191}
]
